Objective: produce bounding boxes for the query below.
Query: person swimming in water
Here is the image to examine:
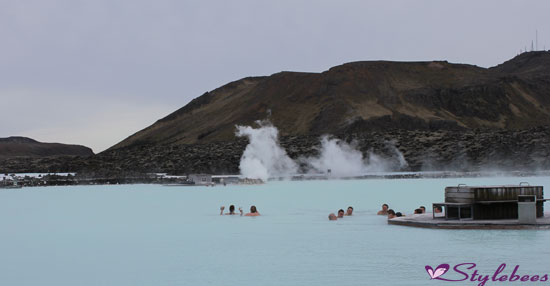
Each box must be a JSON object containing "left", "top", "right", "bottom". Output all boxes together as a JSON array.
[
  {"left": 220, "top": 205, "right": 243, "bottom": 216},
  {"left": 387, "top": 209, "right": 396, "bottom": 219},
  {"left": 345, "top": 206, "right": 353, "bottom": 216},
  {"left": 245, "top": 205, "right": 260, "bottom": 216},
  {"left": 328, "top": 213, "right": 337, "bottom": 220},
  {"left": 377, "top": 204, "right": 389, "bottom": 215},
  {"left": 413, "top": 208, "right": 423, "bottom": 214},
  {"left": 419, "top": 206, "right": 426, "bottom": 213},
  {"left": 337, "top": 209, "right": 345, "bottom": 218}
]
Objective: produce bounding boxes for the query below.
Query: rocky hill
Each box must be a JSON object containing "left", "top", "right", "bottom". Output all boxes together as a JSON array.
[
  {"left": 2, "top": 127, "right": 550, "bottom": 175},
  {"left": 0, "top": 137, "right": 94, "bottom": 159},
  {"left": 2, "top": 52, "right": 550, "bottom": 175},
  {"left": 111, "top": 51, "right": 550, "bottom": 150}
]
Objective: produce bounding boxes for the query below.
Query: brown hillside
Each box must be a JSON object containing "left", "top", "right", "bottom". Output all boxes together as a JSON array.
[
  {"left": 110, "top": 51, "right": 550, "bottom": 150},
  {"left": 0, "top": 137, "right": 94, "bottom": 158}
]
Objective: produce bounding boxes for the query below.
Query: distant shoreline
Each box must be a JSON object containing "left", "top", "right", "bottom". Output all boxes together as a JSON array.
[{"left": 3, "top": 170, "right": 550, "bottom": 188}]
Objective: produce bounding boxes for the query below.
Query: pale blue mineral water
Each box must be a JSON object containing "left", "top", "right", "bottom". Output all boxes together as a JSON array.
[{"left": 1, "top": 176, "right": 549, "bottom": 286}]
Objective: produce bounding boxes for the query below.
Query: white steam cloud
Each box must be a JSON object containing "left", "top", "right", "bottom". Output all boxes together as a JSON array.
[
  {"left": 236, "top": 121, "right": 408, "bottom": 180},
  {"left": 301, "top": 136, "right": 408, "bottom": 177},
  {"left": 303, "top": 136, "right": 368, "bottom": 177},
  {"left": 235, "top": 121, "right": 298, "bottom": 180}
]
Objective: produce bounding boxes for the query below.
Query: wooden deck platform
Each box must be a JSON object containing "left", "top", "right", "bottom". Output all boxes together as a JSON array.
[{"left": 388, "top": 213, "right": 550, "bottom": 229}]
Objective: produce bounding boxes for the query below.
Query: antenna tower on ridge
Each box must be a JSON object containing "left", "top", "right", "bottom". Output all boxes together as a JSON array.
[{"left": 536, "top": 30, "right": 538, "bottom": 50}]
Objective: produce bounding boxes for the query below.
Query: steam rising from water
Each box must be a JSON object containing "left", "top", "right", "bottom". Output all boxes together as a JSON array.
[
  {"left": 301, "top": 136, "right": 408, "bottom": 177},
  {"left": 236, "top": 121, "right": 408, "bottom": 180},
  {"left": 236, "top": 122, "right": 298, "bottom": 180}
]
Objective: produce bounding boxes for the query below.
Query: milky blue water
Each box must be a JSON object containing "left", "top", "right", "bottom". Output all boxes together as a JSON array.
[{"left": 1, "top": 176, "right": 549, "bottom": 286}]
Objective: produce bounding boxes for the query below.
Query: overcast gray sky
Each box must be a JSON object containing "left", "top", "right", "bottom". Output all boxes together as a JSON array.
[{"left": 1, "top": 0, "right": 549, "bottom": 152}]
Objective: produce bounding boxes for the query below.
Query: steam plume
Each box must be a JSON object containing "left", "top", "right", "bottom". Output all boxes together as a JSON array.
[
  {"left": 235, "top": 121, "right": 298, "bottom": 181},
  {"left": 236, "top": 121, "right": 407, "bottom": 180}
]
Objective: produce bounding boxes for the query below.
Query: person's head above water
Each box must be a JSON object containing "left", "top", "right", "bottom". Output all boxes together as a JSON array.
[
  {"left": 396, "top": 212, "right": 403, "bottom": 217},
  {"left": 346, "top": 206, "right": 353, "bottom": 216},
  {"left": 414, "top": 208, "right": 423, "bottom": 214},
  {"left": 337, "top": 209, "right": 345, "bottom": 218},
  {"left": 377, "top": 204, "right": 389, "bottom": 215},
  {"left": 387, "top": 209, "right": 396, "bottom": 219},
  {"left": 328, "top": 213, "right": 337, "bottom": 220},
  {"left": 419, "top": 206, "right": 426, "bottom": 213},
  {"left": 245, "top": 205, "right": 260, "bottom": 216},
  {"left": 220, "top": 205, "right": 242, "bottom": 215}
]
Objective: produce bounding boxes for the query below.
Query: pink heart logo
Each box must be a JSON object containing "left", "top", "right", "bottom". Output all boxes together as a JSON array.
[{"left": 425, "top": 264, "right": 450, "bottom": 280}]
